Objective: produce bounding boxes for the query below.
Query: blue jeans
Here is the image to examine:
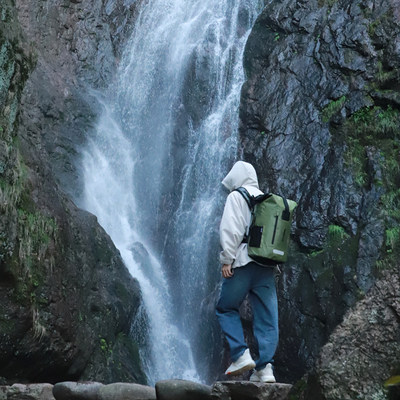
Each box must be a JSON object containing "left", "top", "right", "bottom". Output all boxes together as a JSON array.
[{"left": 216, "top": 262, "right": 279, "bottom": 370}]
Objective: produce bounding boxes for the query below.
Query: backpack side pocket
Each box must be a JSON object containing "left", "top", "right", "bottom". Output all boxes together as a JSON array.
[{"left": 248, "top": 225, "right": 263, "bottom": 248}]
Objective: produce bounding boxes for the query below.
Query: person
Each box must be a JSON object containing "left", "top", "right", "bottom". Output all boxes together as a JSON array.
[{"left": 216, "top": 161, "right": 278, "bottom": 383}]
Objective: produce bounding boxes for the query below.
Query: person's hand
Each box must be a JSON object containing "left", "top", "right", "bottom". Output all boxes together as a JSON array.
[{"left": 222, "top": 264, "right": 234, "bottom": 278}]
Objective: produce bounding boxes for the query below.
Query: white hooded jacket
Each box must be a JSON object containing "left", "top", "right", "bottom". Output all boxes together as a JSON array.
[{"left": 219, "top": 161, "right": 263, "bottom": 268}]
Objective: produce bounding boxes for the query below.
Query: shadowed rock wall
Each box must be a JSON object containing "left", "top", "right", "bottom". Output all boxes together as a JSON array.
[
  {"left": 0, "top": 0, "right": 146, "bottom": 384},
  {"left": 291, "top": 270, "right": 400, "bottom": 400},
  {"left": 240, "top": 0, "right": 400, "bottom": 387}
]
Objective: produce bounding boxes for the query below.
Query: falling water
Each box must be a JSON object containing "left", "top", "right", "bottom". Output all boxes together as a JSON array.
[{"left": 82, "top": 0, "right": 262, "bottom": 384}]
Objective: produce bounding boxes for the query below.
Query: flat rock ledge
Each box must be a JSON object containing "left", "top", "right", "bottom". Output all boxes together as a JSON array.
[
  {"left": 212, "top": 381, "right": 293, "bottom": 400},
  {"left": 0, "top": 380, "right": 292, "bottom": 400}
]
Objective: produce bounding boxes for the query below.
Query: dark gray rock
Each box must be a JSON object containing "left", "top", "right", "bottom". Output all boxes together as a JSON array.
[
  {"left": 155, "top": 379, "right": 212, "bottom": 400},
  {"left": 211, "top": 381, "right": 292, "bottom": 400},
  {"left": 98, "top": 383, "right": 156, "bottom": 400},
  {"left": 239, "top": 0, "right": 400, "bottom": 383},
  {"left": 0, "top": 0, "right": 146, "bottom": 385},
  {"left": 0, "top": 384, "right": 55, "bottom": 400},
  {"left": 53, "top": 381, "right": 103, "bottom": 400},
  {"left": 14, "top": 0, "right": 141, "bottom": 200},
  {"left": 291, "top": 269, "right": 400, "bottom": 400}
]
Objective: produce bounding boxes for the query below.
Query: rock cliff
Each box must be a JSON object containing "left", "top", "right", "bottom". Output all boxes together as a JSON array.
[
  {"left": 2, "top": 0, "right": 400, "bottom": 393},
  {"left": 240, "top": 0, "right": 400, "bottom": 394},
  {"left": 292, "top": 270, "right": 400, "bottom": 400},
  {"left": 0, "top": 0, "right": 145, "bottom": 384}
]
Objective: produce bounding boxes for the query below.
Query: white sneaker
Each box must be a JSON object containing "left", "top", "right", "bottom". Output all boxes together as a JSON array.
[
  {"left": 249, "top": 363, "right": 276, "bottom": 383},
  {"left": 225, "top": 349, "right": 256, "bottom": 375}
]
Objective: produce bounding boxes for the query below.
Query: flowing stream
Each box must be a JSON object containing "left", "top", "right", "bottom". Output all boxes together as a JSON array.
[{"left": 82, "top": 0, "right": 262, "bottom": 384}]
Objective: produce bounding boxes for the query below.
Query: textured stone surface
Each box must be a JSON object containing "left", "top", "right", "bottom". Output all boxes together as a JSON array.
[
  {"left": 98, "top": 383, "right": 156, "bottom": 400},
  {"left": 52, "top": 381, "right": 103, "bottom": 400},
  {"left": 14, "top": 0, "right": 141, "bottom": 200},
  {"left": 0, "top": 383, "right": 55, "bottom": 400},
  {"left": 0, "top": 0, "right": 146, "bottom": 385},
  {"left": 291, "top": 269, "right": 400, "bottom": 400},
  {"left": 211, "top": 381, "right": 292, "bottom": 400},
  {"left": 240, "top": 0, "right": 400, "bottom": 383},
  {"left": 156, "top": 379, "right": 212, "bottom": 400}
]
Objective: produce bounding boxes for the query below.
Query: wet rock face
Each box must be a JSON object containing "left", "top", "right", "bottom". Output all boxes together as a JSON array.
[
  {"left": 15, "top": 0, "right": 141, "bottom": 200},
  {"left": 240, "top": 0, "right": 400, "bottom": 382},
  {"left": 0, "top": 0, "right": 145, "bottom": 385}
]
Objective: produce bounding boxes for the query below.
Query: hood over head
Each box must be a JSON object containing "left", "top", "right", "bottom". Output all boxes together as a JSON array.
[{"left": 221, "top": 161, "right": 259, "bottom": 192}]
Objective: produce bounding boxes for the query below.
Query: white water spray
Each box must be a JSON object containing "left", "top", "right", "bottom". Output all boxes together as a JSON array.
[{"left": 82, "top": 0, "right": 262, "bottom": 384}]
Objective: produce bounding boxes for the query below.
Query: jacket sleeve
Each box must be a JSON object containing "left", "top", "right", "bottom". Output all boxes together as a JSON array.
[{"left": 219, "top": 191, "right": 249, "bottom": 265}]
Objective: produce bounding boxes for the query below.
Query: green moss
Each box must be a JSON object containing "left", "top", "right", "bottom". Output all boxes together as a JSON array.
[
  {"left": 0, "top": 156, "right": 28, "bottom": 213},
  {"left": 385, "top": 227, "right": 400, "bottom": 251},
  {"left": 341, "top": 101, "right": 400, "bottom": 271},
  {"left": 328, "top": 224, "right": 349, "bottom": 241},
  {"left": 375, "top": 61, "right": 397, "bottom": 85},
  {"left": 348, "top": 105, "right": 399, "bottom": 139},
  {"left": 368, "top": 20, "right": 380, "bottom": 37},
  {"left": 100, "top": 337, "right": 113, "bottom": 357},
  {"left": 13, "top": 280, "right": 30, "bottom": 305},
  {"left": 381, "top": 189, "right": 400, "bottom": 220},
  {"left": 366, "top": 11, "right": 391, "bottom": 40},
  {"left": 17, "top": 209, "right": 58, "bottom": 270},
  {"left": 343, "top": 105, "right": 400, "bottom": 192},
  {"left": 343, "top": 137, "right": 369, "bottom": 188},
  {"left": 309, "top": 249, "right": 325, "bottom": 257},
  {"left": 375, "top": 258, "right": 392, "bottom": 271},
  {"left": 321, "top": 96, "right": 346, "bottom": 123},
  {"left": 3, "top": 165, "right": 59, "bottom": 304}
]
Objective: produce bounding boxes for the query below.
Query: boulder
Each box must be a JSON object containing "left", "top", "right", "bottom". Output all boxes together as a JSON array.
[
  {"left": 211, "top": 381, "right": 292, "bottom": 400},
  {"left": 98, "top": 383, "right": 156, "bottom": 400},
  {"left": 0, "top": 384, "right": 55, "bottom": 400},
  {"left": 53, "top": 381, "right": 103, "bottom": 400},
  {"left": 155, "top": 379, "right": 212, "bottom": 400},
  {"left": 291, "top": 270, "right": 400, "bottom": 400}
]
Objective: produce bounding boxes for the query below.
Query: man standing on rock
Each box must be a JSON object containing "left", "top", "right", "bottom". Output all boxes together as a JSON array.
[{"left": 216, "top": 161, "right": 278, "bottom": 383}]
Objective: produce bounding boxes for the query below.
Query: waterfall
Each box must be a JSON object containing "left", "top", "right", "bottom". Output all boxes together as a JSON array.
[{"left": 81, "top": 0, "right": 262, "bottom": 384}]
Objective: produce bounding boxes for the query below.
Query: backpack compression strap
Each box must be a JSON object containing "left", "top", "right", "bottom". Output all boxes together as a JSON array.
[
  {"left": 235, "top": 187, "right": 290, "bottom": 237},
  {"left": 282, "top": 197, "right": 290, "bottom": 221},
  {"left": 235, "top": 187, "right": 272, "bottom": 208}
]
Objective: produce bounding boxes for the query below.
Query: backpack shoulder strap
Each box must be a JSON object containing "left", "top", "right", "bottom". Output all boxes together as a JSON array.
[
  {"left": 234, "top": 187, "right": 254, "bottom": 209},
  {"left": 234, "top": 187, "right": 255, "bottom": 244}
]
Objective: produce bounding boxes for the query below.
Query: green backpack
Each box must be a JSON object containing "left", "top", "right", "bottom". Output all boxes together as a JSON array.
[{"left": 235, "top": 187, "right": 297, "bottom": 264}]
